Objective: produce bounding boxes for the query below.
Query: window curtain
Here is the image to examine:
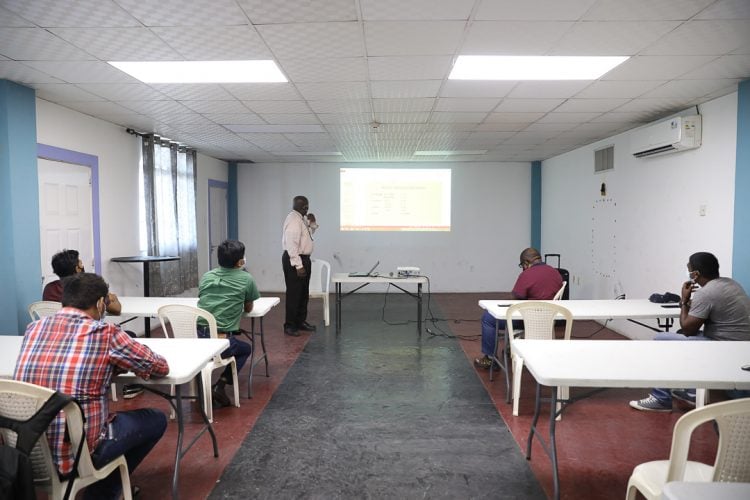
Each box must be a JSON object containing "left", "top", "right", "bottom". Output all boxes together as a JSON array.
[{"left": 141, "top": 134, "right": 198, "bottom": 296}]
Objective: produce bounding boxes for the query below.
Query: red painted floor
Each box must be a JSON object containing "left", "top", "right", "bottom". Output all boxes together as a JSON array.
[{"left": 111, "top": 293, "right": 719, "bottom": 499}]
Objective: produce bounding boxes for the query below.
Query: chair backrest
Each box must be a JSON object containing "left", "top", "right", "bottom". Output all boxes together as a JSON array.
[
  {"left": 666, "top": 397, "right": 750, "bottom": 483},
  {"left": 505, "top": 301, "right": 573, "bottom": 341},
  {"left": 0, "top": 379, "right": 94, "bottom": 495},
  {"left": 157, "top": 304, "right": 218, "bottom": 339},
  {"left": 27, "top": 301, "right": 62, "bottom": 321},
  {"left": 310, "top": 259, "right": 331, "bottom": 296},
  {"left": 552, "top": 282, "right": 567, "bottom": 301}
]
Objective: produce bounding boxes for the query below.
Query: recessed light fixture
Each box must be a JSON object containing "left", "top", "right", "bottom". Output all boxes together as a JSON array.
[
  {"left": 414, "top": 150, "right": 487, "bottom": 156},
  {"left": 108, "top": 60, "right": 288, "bottom": 83},
  {"left": 449, "top": 56, "right": 629, "bottom": 80}
]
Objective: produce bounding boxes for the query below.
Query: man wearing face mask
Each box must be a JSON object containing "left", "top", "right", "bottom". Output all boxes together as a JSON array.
[
  {"left": 630, "top": 251, "right": 750, "bottom": 412},
  {"left": 15, "top": 273, "right": 169, "bottom": 499}
]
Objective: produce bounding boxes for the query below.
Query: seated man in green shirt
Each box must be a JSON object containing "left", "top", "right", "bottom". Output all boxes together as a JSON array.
[{"left": 197, "top": 240, "right": 260, "bottom": 407}]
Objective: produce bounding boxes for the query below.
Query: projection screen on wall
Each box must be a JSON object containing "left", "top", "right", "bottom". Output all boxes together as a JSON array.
[{"left": 340, "top": 168, "right": 451, "bottom": 231}]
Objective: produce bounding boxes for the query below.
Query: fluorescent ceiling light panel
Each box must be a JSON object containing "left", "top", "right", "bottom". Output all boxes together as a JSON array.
[
  {"left": 449, "top": 56, "right": 629, "bottom": 80},
  {"left": 414, "top": 150, "right": 487, "bottom": 156},
  {"left": 108, "top": 60, "right": 287, "bottom": 83}
]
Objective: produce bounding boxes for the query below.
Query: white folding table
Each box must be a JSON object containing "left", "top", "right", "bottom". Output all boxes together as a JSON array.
[
  {"left": 0, "top": 335, "right": 228, "bottom": 500},
  {"left": 512, "top": 339, "right": 750, "bottom": 500},
  {"left": 332, "top": 273, "right": 428, "bottom": 334},
  {"left": 117, "top": 296, "right": 281, "bottom": 398},
  {"left": 477, "top": 299, "right": 681, "bottom": 402}
]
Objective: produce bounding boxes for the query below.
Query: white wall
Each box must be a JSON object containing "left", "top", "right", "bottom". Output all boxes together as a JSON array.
[
  {"left": 541, "top": 92, "right": 738, "bottom": 339},
  {"left": 238, "top": 161, "right": 532, "bottom": 292},
  {"left": 35, "top": 99, "right": 225, "bottom": 332}
]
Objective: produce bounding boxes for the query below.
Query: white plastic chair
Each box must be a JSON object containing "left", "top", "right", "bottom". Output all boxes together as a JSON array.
[
  {"left": 310, "top": 259, "right": 331, "bottom": 326},
  {"left": 507, "top": 301, "right": 573, "bottom": 419},
  {"left": 552, "top": 281, "right": 567, "bottom": 300},
  {"left": 0, "top": 379, "right": 132, "bottom": 500},
  {"left": 626, "top": 398, "right": 750, "bottom": 500},
  {"left": 157, "top": 305, "right": 240, "bottom": 423},
  {"left": 27, "top": 301, "right": 62, "bottom": 321}
]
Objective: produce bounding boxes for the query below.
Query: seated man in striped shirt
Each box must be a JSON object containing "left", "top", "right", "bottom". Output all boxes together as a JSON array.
[{"left": 15, "top": 273, "right": 169, "bottom": 499}]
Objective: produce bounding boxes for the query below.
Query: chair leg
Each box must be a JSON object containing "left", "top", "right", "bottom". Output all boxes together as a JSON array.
[
  {"left": 110, "top": 382, "right": 118, "bottom": 402},
  {"left": 512, "top": 354, "right": 523, "bottom": 417},
  {"left": 169, "top": 385, "right": 176, "bottom": 420},
  {"left": 556, "top": 386, "right": 567, "bottom": 421},
  {"left": 625, "top": 481, "right": 639, "bottom": 500},
  {"left": 323, "top": 294, "right": 330, "bottom": 326},
  {"left": 695, "top": 388, "right": 707, "bottom": 408},
  {"left": 202, "top": 367, "right": 214, "bottom": 424},
  {"left": 120, "top": 462, "right": 133, "bottom": 500},
  {"left": 230, "top": 359, "right": 240, "bottom": 408}
]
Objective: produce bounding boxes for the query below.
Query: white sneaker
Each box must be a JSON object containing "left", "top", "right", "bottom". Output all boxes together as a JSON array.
[{"left": 629, "top": 395, "right": 672, "bottom": 412}]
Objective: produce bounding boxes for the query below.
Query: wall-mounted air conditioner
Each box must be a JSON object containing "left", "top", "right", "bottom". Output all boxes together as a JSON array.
[{"left": 630, "top": 114, "right": 702, "bottom": 158}]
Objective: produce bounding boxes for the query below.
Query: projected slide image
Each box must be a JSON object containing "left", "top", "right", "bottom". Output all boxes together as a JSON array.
[{"left": 340, "top": 168, "right": 451, "bottom": 231}]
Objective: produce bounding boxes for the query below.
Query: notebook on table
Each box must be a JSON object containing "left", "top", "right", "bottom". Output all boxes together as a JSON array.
[{"left": 348, "top": 261, "right": 380, "bottom": 277}]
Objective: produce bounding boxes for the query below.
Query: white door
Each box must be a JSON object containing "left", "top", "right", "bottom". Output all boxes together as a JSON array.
[
  {"left": 208, "top": 184, "right": 228, "bottom": 269},
  {"left": 37, "top": 159, "right": 94, "bottom": 287}
]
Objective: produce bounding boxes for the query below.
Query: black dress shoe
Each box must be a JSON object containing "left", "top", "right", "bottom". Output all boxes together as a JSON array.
[
  {"left": 284, "top": 326, "right": 300, "bottom": 337},
  {"left": 299, "top": 322, "right": 317, "bottom": 332}
]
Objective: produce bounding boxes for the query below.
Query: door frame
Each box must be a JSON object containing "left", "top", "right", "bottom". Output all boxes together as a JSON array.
[
  {"left": 208, "top": 179, "right": 228, "bottom": 270},
  {"left": 37, "top": 144, "right": 101, "bottom": 275}
]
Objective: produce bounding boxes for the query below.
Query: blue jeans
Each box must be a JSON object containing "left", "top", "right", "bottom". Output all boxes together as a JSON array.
[
  {"left": 480, "top": 311, "right": 523, "bottom": 357},
  {"left": 650, "top": 331, "right": 711, "bottom": 404},
  {"left": 84, "top": 408, "right": 167, "bottom": 499},
  {"left": 197, "top": 327, "right": 252, "bottom": 383}
]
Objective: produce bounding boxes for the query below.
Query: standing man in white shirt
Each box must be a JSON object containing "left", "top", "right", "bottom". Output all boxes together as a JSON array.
[{"left": 282, "top": 195, "right": 319, "bottom": 336}]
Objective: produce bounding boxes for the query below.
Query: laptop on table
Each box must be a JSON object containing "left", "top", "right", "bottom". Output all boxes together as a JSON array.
[{"left": 348, "top": 261, "right": 380, "bottom": 277}]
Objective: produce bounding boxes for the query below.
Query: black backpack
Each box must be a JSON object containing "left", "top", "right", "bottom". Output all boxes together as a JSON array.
[{"left": 0, "top": 391, "right": 82, "bottom": 500}]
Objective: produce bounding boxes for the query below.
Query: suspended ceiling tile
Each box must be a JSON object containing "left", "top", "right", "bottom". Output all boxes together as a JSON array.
[
  {"left": 181, "top": 100, "right": 250, "bottom": 114},
  {"left": 440, "top": 80, "right": 517, "bottom": 98},
  {"left": 259, "top": 113, "right": 321, "bottom": 125},
  {"left": 679, "top": 54, "right": 750, "bottom": 79},
  {"left": 243, "top": 100, "right": 311, "bottom": 114},
  {"left": 308, "top": 99, "right": 371, "bottom": 113},
  {"left": 550, "top": 21, "right": 681, "bottom": 55},
  {"left": 228, "top": 124, "right": 325, "bottom": 133},
  {"left": 239, "top": 133, "right": 298, "bottom": 151},
  {"left": 205, "top": 113, "right": 266, "bottom": 125},
  {"left": 257, "top": 22, "right": 364, "bottom": 59},
  {"left": 699, "top": 82, "right": 741, "bottom": 100},
  {"left": 603, "top": 55, "right": 718, "bottom": 80},
  {"left": 296, "top": 81, "right": 369, "bottom": 100},
  {"left": 475, "top": 0, "right": 596, "bottom": 20},
  {"left": 116, "top": 0, "right": 249, "bottom": 26},
  {"left": 77, "top": 83, "right": 167, "bottom": 101},
  {"left": 429, "top": 112, "right": 489, "bottom": 123},
  {"left": 495, "top": 98, "right": 564, "bottom": 112},
  {"left": 223, "top": 83, "right": 301, "bottom": 101},
  {"left": 485, "top": 111, "right": 546, "bottom": 123},
  {"left": 316, "top": 112, "right": 373, "bottom": 124},
  {"left": 279, "top": 57, "right": 367, "bottom": 82},
  {"left": 148, "top": 84, "right": 235, "bottom": 101},
  {"left": 0, "top": 61, "right": 64, "bottom": 83},
  {"left": 361, "top": 0, "right": 473, "bottom": 20},
  {"left": 583, "top": 0, "right": 713, "bottom": 21},
  {"left": 524, "top": 122, "right": 579, "bottom": 132},
  {"left": 374, "top": 112, "right": 431, "bottom": 123},
  {"left": 695, "top": 0, "right": 750, "bottom": 19},
  {"left": 435, "top": 97, "right": 500, "bottom": 112},
  {"left": 591, "top": 111, "right": 655, "bottom": 123},
  {"left": 503, "top": 132, "right": 551, "bottom": 145},
  {"left": 537, "top": 112, "right": 602, "bottom": 123},
  {"left": 239, "top": 0, "right": 357, "bottom": 23},
  {"left": 59, "top": 100, "right": 137, "bottom": 116},
  {"left": 98, "top": 113, "right": 159, "bottom": 130},
  {"left": 642, "top": 20, "right": 750, "bottom": 55},
  {"left": 640, "top": 78, "right": 741, "bottom": 99},
  {"left": 462, "top": 21, "right": 574, "bottom": 55},
  {"left": 33, "top": 83, "right": 103, "bottom": 101},
  {"left": 51, "top": 27, "right": 182, "bottom": 60},
  {"left": 152, "top": 26, "right": 272, "bottom": 60},
  {"left": 372, "top": 98, "right": 435, "bottom": 113},
  {"left": 474, "top": 122, "right": 530, "bottom": 132},
  {"left": 508, "top": 81, "right": 591, "bottom": 98},
  {"left": 117, "top": 99, "right": 192, "bottom": 115},
  {"left": 23, "top": 61, "right": 138, "bottom": 83},
  {"left": 554, "top": 98, "right": 630, "bottom": 113},
  {"left": 575, "top": 80, "right": 666, "bottom": 98},
  {"left": 368, "top": 56, "right": 453, "bottom": 80},
  {"left": 0, "top": 28, "right": 92, "bottom": 60},
  {"left": 0, "top": 5, "right": 34, "bottom": 26},
  {"left": 614, "top": 97, "right": 694, "bottom": 113},
  {"left": 2, "top": 0, "right": 139, "bottom": 28},
  {"left": 364, "top": 21, "right": 465, "bottom": 56},
  {"left": 152, "top": 114, "right": 216, "bottom": 126},
  {"left": 370, "top": 80, "right": 442, "bottom": 98}
]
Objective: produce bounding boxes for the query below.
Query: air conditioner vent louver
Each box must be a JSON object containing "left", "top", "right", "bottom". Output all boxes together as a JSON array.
[{"left": 631, "top": 115, "right": 701, "bottom": 158}]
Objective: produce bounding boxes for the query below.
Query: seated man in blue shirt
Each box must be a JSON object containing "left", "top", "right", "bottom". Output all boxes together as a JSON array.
[{"left": 197, "top": 240, "right": 260, "bottom": 407}]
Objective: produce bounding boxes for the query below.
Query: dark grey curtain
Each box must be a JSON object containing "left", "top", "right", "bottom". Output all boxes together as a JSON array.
[{"left": 141, "top": 134, "right": 198, "bottom": 295}]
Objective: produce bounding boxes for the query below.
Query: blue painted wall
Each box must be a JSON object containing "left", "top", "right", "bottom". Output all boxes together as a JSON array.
[
  {"left": 531, "top": 161, "right": 541, "bottom": 250},
  {"left": 0, "top": 80, "right": 40, "bottom": 335},
  {"left": 733, "top": 79, "right": 750, "bottom": 290}
]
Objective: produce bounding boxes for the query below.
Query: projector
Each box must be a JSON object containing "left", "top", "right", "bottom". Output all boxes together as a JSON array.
[{"left": 397, "top": 266, "right": 420, "bottom": 277}]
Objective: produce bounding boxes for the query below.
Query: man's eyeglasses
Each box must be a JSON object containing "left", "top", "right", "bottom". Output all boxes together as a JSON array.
[{"left": 518, "top": 262, "right": 524, "bottom": 269}]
